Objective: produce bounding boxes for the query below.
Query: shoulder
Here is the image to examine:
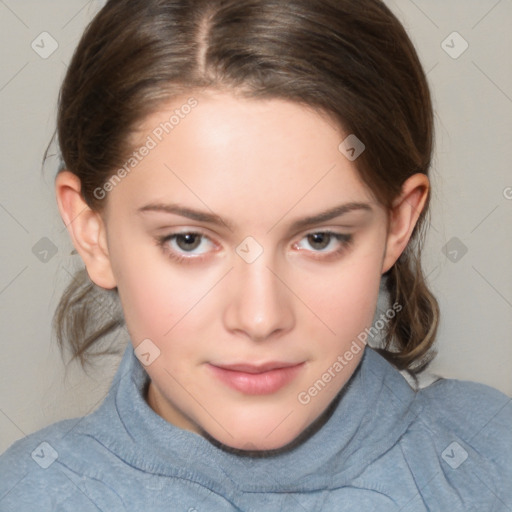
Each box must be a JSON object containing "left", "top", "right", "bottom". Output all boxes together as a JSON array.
[
  {"left": 415, "top": 377, "right": 512, "bottom": 469},
  {"left": 0, "top": 417, "right": 75, "bottom": 473},
  {"left": 0, "top": 418, "right": 126, "bottom": 511},
  {"left": 399, "top": 376, "right": 512, "bottom": 507},
  {"left": 415, "top": 376, "right": 512, "bottom": 442}
]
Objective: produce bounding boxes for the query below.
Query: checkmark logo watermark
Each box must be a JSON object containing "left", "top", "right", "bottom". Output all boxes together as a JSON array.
[
  {"left": 441, "top": 32, "right": 469, "bottom": 60},
  {"left": 134, "top": 338, "right": 161, "bottom": 367},
  {"left": 442, "top": 237, "right": 468, "bottom": 263},
  {"left": 441, "top": 441, "right": 468, "bottom": 469},
  {"left": 236, "top": 236, "right": 264, "bottom": 264},
  {"left": 31, "top": 32, "right": 59, "bottom": 59},
  {"left": 338, "top": 134, "right": 366, "bottom": 162},
  {"left": 31, "top": 442, "right": 58, "bottom": 469},
  {"left": 32, "top": 237, "right": 58, "bottom": 263}
]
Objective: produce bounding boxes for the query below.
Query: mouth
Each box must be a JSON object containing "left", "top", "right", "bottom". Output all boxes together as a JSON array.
[{"left": 207, "top": 361, "right": 305, "bottom": 395}]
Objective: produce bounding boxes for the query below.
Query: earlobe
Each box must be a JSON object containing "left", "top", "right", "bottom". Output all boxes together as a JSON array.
[
  {"left": 55, "top": 170, "right": 117, "bottom": 289},
  {"left": 381, "top": 173, "right": 430, "bottom": 274}
]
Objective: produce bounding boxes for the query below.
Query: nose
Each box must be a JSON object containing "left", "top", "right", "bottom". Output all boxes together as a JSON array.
[{"left": 223, "top": 254, "right": 295, "bottom": 342}]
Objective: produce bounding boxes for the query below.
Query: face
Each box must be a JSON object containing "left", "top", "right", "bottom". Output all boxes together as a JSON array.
[{"left": 101, "top": 90, "right": 391, "bottom": 451}]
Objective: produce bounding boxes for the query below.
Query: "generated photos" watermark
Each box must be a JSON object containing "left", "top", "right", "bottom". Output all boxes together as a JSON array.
[
  {"left": 93, "top": 97, "right": 198, "bottom": 200},
  {"left": 297, "top": 301, "right": 402, "bottom": 405}
]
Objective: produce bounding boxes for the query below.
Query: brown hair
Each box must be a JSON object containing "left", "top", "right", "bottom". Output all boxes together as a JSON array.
[{"left": 52, "top": 0, "right": 439, "bottom": 373}]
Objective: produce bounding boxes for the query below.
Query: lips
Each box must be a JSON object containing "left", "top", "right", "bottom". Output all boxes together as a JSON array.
[
  {"left": 216, "top": 362, "right": 300, "bottom": 373},
  {"left": 207, "top": 361, "right": 304, "bottom": 395}
]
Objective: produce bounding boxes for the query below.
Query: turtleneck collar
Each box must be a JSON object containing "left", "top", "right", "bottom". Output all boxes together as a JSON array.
[{"left": 77, "top": 342, "right": 418, "bottom": 494}]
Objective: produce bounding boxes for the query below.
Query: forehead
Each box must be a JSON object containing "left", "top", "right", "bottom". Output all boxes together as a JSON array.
[{"left": 107, "top": 91, "right": 375, "bottom": 222}]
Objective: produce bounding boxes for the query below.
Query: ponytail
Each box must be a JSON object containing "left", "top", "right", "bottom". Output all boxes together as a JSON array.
[
  {"left": 53, "top": 268, "right": 125, "bottom": 367},
  {"left": 379, "top": 240, "right": 440, "bottom": 374}
]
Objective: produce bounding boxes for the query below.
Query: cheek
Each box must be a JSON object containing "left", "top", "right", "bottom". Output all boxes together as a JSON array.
[
  {"left": 112, "top": 245, "right": 208, "bottom": 344},
  {"left": 298, "top": 250, "right": 383, "bottom": 347}
]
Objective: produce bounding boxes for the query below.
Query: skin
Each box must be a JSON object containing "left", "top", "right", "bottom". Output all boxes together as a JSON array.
[{"left": 55, "top": 90, "right": 429, "bottom": 451}]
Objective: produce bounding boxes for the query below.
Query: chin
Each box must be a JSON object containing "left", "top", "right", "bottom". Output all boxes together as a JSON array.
[
  {"left": 203, "top": 428, "right": 303, "bottom": 454},
  {"left": 198, "top": 411, "right": 318, "bottom": 454}
]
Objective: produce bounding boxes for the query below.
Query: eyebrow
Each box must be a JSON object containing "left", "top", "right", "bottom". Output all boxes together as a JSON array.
[
  {"left": 137, "top": 201, "right": 373, "bottom": 232},
  {"left": 137, "top": 203, "right": 233, "bottom": 229},
  {"left": 287, "top": 202, "right": 373, "bottom": 232}
]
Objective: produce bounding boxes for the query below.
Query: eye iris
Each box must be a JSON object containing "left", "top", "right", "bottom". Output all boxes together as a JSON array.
[
  {"left": 307, "top": 233, "right": 331, "bottom": 250},
  {"left": 176, "top": 234, "right": 201, "bottom": 251}
]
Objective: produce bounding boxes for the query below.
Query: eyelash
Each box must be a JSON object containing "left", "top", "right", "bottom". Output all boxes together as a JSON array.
[
  {"left": 155, "top": 231, "right": 354, "bottom": 264},
  {"left": 155, "top": 232, "right": 214, "bottom": 265},
  {"left": 293, "top": 232, "right": 354, "bottom": 261}
]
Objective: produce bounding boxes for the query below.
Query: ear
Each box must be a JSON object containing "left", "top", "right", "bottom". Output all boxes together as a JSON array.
[
  {"left": 55, "top": 170, "right": 117, "bottom": 289},
  {"left": 381, "top": 173, "right": 430, "bottom": 274}
]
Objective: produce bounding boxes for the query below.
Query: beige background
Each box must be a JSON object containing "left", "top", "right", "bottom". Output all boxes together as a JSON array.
[{"left": 1, "top": 0, "right": 511, "bottom": 454}]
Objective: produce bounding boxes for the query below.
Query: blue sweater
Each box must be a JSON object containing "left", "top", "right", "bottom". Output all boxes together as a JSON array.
[{"left": 1, "top": 344, "right": 511, "bottom": 511}]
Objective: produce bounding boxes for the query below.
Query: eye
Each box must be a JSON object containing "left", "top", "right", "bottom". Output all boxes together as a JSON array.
[
  {"left": 173, "top": 233, "right": 205, "bottom": 252},
  {"left": 293, "top": 231, "right": 353, "bottom": 255},
  {"left": 157, "top": 232, "right": 217, "bottom": 261},
  {"left": 305, "top": 233, "right": 333, "bottom": 251}
]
